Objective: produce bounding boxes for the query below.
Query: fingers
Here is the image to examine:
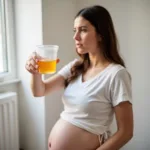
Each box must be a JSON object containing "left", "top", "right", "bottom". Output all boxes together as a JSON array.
[
  {"left": 56, "top": 59, "right": 60, "bottom": 63},
  {"left": 32, "top": 52, "right": 41, "bottom": 62},
  {"left": 25, "top": 61, "right": 38, "bottom": 74},
  {"left": 25, "top": 51, "right": 60, "bottom": 74},
  {"left": 25, "top": 52, "right": 40, "bottom": 74},
  {"left": 25, "top": 63, "right": 38, "bottom": 74}
]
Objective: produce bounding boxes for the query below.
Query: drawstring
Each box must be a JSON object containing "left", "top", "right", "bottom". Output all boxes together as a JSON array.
[{"left": 99, "top": 131, "right": 111, "bottom": 145}]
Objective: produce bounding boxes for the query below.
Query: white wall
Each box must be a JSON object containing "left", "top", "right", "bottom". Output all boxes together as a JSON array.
[
  {"left": 15, "top": 0, "right": 46, "bottom": 150},
  {"left": 76, "top": 0, "right": 150, "bottom": 149},
  {"left": 127, "top": 0, "right": 150, "bottom": 149}
]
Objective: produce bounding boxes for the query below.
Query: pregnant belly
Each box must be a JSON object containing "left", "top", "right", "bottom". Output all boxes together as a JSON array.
[{"left": 48, "top": 118, "right": 100, "bottom": 150}]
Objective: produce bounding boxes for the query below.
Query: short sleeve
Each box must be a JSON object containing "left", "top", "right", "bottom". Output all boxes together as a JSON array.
[
  {"left": 57, "top": 59, "right": 78, "bottom": 79},
  {"left": 110, "top": 68, "right": 132, "bottom": 107}
]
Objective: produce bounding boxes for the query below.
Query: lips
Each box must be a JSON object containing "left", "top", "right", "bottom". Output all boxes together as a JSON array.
[{"left": 76, "top": 43, "right": 82, "bottom": 47}]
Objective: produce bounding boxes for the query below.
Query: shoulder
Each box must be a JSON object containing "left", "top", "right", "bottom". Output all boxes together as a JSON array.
[
  {"left": 110, "top": 63, "right": 126, "bottom": 73},
  {"left": 60, "top": 58, "right": 79, "bottom": 69},
  {"left": 70, "top": 58, "right": 79, "bottom": 65},
  {"left": 66, "top": 58, "right": 79, "bottom": 66},
  {"left": 108, "top": 64, "right": 132, "bottom": 106},
  {"left": 57, "top": 58, "right": 79, "bottom": 79},
  {"left": 109, "top": 63, "right": 131, "bottom": 84}
]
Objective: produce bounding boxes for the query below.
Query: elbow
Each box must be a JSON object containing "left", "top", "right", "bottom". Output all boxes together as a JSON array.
[
  {"left": 33, "top": 93, "right": 44, "bottom": 97},
  {"left": 30, "top": 82, "right": 46, "bottom": 97},
  {"left": 32, "top": 91, "right": 45, "bottom": 97},
  {"left": 126, "top": 128, "right": 134, "bottom": 141},
  {"left": 123, "top": 130, "right": 134, "bottom": 143},
  {"left": 118, "top": 129, "right": 133, "bottom": 143},
  {"left": 127, "top": 132, "right": 133, "bottom": 141}
]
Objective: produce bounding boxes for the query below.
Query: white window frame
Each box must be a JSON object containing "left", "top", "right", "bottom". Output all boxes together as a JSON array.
[{"left": 0, "top": 0, "right": 16, "bottom": 81}]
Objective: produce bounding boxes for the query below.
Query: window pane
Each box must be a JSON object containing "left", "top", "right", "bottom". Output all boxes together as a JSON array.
[
  {"left": 0, "top": 0, "right": 8, "bottom": 74},
  {"left": 0, "top": 22, "right": 3, "bottom": 72}
]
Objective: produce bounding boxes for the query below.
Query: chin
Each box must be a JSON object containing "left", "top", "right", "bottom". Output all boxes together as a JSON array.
[{"left": 76, "top": 48, "right": 87, "bottom": 55}]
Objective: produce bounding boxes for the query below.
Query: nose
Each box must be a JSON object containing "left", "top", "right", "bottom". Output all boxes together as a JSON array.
[{"left": 73, "top": 31, "right": 81, "bottom": 41}]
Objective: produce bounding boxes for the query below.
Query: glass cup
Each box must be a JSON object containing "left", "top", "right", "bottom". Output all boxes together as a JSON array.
[{"left": 36, "top": 45, "right": 59, "bottom": 74}]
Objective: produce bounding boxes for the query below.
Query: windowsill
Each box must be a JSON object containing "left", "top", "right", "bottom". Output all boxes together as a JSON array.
[
  {"left": 0, "top": 78, "right": 21, "bottom": 86},
  {"left": 0, "top": 92, "right": 17, "bottom": 99}
]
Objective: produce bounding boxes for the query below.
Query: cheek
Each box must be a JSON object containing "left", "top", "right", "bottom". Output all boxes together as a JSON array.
[{"left": 83, "top": 35, "right": 98, "bottom": 48}]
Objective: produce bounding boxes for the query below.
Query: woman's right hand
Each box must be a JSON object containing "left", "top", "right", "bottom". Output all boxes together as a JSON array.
[
  {"left": 26, "top": 52, "right": 61, "bottom": 96},
  {"left": 25, "top": 52, "right": 40, "bottom": 74},
  {"left": 25, "top": 52, "right": 60, "bottom": 74}
]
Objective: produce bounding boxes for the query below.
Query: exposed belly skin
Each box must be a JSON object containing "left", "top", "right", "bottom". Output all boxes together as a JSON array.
[{"left": 48, "top": 118, "right": 101, "bottom": 150}]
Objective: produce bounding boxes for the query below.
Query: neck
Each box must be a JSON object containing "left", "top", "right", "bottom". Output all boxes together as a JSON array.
[{"left": 88, "top": 53, "right": 110, "bottom": 69}]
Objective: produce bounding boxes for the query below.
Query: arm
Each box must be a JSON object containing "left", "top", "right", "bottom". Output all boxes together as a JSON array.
[
  {"left": 97, "top": 101, "right": 133, "bottom": 150},
  {"left": 31, "top": 73, "right": 65, "bottom": 97},
  {"left": 26, "top": 52, "right": 76, "bottom": 97}
]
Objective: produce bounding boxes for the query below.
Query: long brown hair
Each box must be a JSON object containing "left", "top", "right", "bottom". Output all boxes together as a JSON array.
[{"left": 65, "top": 5, "right": 125, "bottom": 86}]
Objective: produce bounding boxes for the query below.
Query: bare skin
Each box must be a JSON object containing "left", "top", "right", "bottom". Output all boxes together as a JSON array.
[{"left": 48, "top": 118, "right": 101, "bottom": 150}]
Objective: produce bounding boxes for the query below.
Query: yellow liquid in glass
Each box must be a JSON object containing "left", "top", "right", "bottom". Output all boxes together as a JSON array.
[{"left": 37, "top": 59, "right": 57, "bottom": 74}]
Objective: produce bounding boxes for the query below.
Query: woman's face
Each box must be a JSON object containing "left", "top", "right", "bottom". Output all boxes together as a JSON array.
[{"left": 73, "top": 16, "right": 100, "bottom": 55}]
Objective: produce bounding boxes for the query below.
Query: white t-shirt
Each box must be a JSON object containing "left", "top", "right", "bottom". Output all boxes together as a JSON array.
[{"left": 57, "top": 59, "right": 132, "bottom": 136}]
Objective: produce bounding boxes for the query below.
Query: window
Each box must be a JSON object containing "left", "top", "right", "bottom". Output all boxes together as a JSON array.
[
  {"left": 0, "top": 0, "right": 8, "bottom": 74},
  {"left": 0, "top": 0, "right": 16, "bottom": 80}
]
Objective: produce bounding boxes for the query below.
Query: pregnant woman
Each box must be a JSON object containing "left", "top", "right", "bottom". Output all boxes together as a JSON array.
[{"left": 25, "top": 5, "right": 133, "bottom": 150}]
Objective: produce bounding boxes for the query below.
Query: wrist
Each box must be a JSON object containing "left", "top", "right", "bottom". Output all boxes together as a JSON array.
[{"left": 32, "top": 73, "right": 42, "bottom": 77}]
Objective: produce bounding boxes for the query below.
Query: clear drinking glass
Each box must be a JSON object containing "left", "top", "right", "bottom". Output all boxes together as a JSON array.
[{"left": 36, "top": 45, "right": 59, "bottom": 74}]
